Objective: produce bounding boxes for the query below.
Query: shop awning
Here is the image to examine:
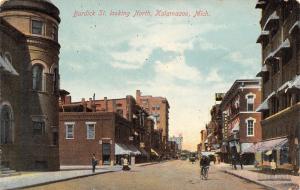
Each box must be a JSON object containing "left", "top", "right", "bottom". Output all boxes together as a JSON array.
[
  {"left": 256, "top": 31, "right": 269, "bottom": 43},
  {"left": 256, "top": 64, "right": 268, "bottom": 77},
  {"left": 0, "top": 55, "right": 19, "bottom": 76},
  {"left": 127, "top": 145, "right": 141, "bottom": 155},
  {"left": 243, "top": 137, "right": 288, "bottom": 153},
  {"left": 241, "top": 143, "right": 254, "bottom": 154},
  {"left": 256, "top": 91, "right": 275, "bottom": 112},
  {"left": 263, "top": 11, "right": 279, "bottom": 31},
  {"left": 115, "top": 143, "right": 130, "bottom": 155},
  {"left": 139, "top": 148, "right": 149, "bottom": 157},
  {"left": 151, "top": 149, "right": 160, "bottom": 156},
  {"left": 289, "top": 21, "right": 300, "bottom": 35}
]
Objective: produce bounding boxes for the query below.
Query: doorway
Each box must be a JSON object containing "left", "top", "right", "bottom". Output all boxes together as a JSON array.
[{"left": 102, "top": 143, "right": 111, "bottom": 165}]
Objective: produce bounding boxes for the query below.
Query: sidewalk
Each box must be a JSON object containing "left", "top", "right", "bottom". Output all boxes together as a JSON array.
[
  {"left": 214, "top": 163, "right": 300, "bottom": 190},
  {"left": 0, "top": 162, "right": 161, "bottom": 190}
]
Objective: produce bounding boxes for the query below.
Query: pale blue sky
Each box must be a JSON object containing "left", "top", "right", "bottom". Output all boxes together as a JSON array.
[{"left": 52, "top": 0, "right": 261, "bottom": 150}]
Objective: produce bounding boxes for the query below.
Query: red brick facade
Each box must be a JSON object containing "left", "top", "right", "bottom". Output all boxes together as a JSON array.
[{"left": 59, "top": 112, "right": 132, "bottom": 166}]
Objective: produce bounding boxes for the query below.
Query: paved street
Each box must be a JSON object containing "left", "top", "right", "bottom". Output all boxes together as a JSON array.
[{"left": 23, "top": 161, "right": 266, "bottom": 190}]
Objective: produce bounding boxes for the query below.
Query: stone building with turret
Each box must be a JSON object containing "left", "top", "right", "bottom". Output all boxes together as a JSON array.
[{"left": 0, "top": 0, "right": 60, "bottom": 171}]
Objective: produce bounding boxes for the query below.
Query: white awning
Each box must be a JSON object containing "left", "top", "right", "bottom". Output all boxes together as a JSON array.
[
  {"left": 151, "top": 149, "right": 160, "bottom": 156},
  {"left": 286, "top": 75, "right": 300, "bottom": 92},
  {"left": 256, "top": 31, "right": 270, "bottom": 43},
  {"left": 256, "top": 91, "right": 275, "bottom": 112},
  {"left": 115, "top": 143, "right": 130, "bottom": 155},
  {"left": 127, "top": 145, "right": 141, "bottom": 155},
  {"left": 263, "top": 11, "right": 279, "bottom": 31},
  {"left": 274, "top": 39, "right": 291, "bottom": 57},
  {"left": 289, "top": 21, "right": 300, "bottom": 35},
  {"left": 256, "top": 64, "right": 268, "bottom": 77},
  {"left": 244, "top": 137, "right": 288, "bottom": 153},
  {"left": 201, "top": 151, "right": 215, "bottom": 156},
  {"left": 241, "top": 143, "right": 254, "bottom": 154},
  {"left": 0, "top": 55, "right": 19, "bottom": 76}
]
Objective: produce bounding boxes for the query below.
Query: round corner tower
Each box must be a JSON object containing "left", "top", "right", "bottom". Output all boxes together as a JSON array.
[{"left": 0, "top": 0, "right": 60, "bottom": 171}]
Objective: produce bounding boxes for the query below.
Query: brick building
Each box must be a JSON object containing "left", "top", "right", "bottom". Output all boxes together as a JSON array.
[
  {"left": 220, "top": 79, "right": 262, "bottom": 164},
  {"left": 136, "top": 90, "right": 170, "bottom": 152},
  {"left": 255, "top": 0, "right": 300, "bottom": 171},
  {"left": 59, "top": 111, "right": 135, "bottom": 166},
  {"left": 0, "top": 0, "right": 60, "bottom": 171},
  {"left": 59, "top": 94, "right": 156, "bottom": 165}
]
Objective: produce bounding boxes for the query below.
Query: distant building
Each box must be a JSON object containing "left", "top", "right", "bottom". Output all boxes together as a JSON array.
[
  {"left": 136, "top": 90, "right": 170, "bottom": 151},
  {"left": 220, "top": 79, "right": 262, "bottom": 164},
  {"left": 169, "top": 135, "right": 183, "bottom": 151},
  {"left": 0, "top": 0, "right": 60, "bottom": 171},
  {"left": 255, "top": 0, "right": 300, "bottom": 171}
]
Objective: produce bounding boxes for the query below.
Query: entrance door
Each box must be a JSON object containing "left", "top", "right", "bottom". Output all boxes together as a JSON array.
[{"left": 102, "top": 143, "right": 111, "bottom": 165}]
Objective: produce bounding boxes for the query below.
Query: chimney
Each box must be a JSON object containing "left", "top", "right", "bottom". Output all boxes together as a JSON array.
[
  {"left": 104, "top": 97, "right": 108, "bottom": 111},
  {"left": 126, "top": 95, "right": 132, "bottom": 121},
  {"left": 112, "top": 99, "right": 116, "bottom": 112},
  {"left": 81, "top": 98, "right": 87, "bottom": 112},
  {"left": 64, "top": 96, "right": 72, "bottom": 104},
  {"left": 136, "top": 90, "right": 141, "bottom": 104}
]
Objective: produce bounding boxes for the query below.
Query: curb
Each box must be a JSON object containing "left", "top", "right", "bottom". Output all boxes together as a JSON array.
[
  {"left": 7, "top": 170, "right": 118, "bottom": 190},
  {"left": 223, "top": 170, "right": 276, "bottom": 190},
  {"left": 9, "top": 162, "right": 165, "bottom": 190}
]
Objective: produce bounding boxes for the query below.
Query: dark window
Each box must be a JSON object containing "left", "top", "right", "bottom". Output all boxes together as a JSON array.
[
  {"left": 282, "top": 1, "right": 293, "bottom": 21},
  {"left": 33, "top": 121, "right": 45, "bottom": 136},
  {"left": 52, "top": 25, "right": 58, "bottom": 41},
  {"left": 263, "top": 71, "right": 270, "bottom": 83},
  {"left": 102, "top": 143, "right": 111, "bottom": 165},
  {"left": 32, "top": 20, "right": 44, "bottom": 35},
  {"left": 32, "top": 64, "right": 44, "bottom": 91},
  {"left": 0, "top": 105, "right": 13, "bottom": 144},
  {"left": 52, "top": 132, "right": 58, "bottom": 146},
  {"left": 272, "top": 62, "right": 280, "bottom": 75},
  {"left": 282, "top": 49, "right": 293, "bottom": 65},
  {"left": 53, "top": 68, "right": 59, "bottom": 94},
  {"left": 247, "top": 95, "right": 254, "bottom": 111}
]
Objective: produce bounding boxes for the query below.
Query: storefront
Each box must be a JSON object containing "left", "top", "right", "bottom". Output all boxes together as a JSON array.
[{"left": 243, "top": 137, "right": 291, "bottom": 170}]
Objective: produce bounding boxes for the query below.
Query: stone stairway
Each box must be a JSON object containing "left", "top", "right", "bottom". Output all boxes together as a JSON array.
[{"left": 0, "top": 166, "right": 20, "bottom": 177}]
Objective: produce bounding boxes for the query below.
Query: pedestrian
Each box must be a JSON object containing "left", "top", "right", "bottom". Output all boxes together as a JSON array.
[
  {"left": 121, "top": 156, "right": 124, "bottom": 166},
  {"left": 271, "top": 159, "right": 276, "bottom": 175},
  {"left": 122, "top": 155, "right": 131, "bottom": 171},
  {"left": 92, "top": 153, "right": 97, "bottom": 173},
  {"left": 239, "top": 154, "right": 243, "bottom": 170},
  {"left": 232, "top": 155, "right": 237, "bottom": 170}
]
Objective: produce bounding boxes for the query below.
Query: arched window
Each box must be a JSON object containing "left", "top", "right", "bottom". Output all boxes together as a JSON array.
[
  {"left": 0, "top": 105, "right": 13, "bottom": 144},
  {"left": 32, "top": 64, "right": 44, "bottom": 91}
]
